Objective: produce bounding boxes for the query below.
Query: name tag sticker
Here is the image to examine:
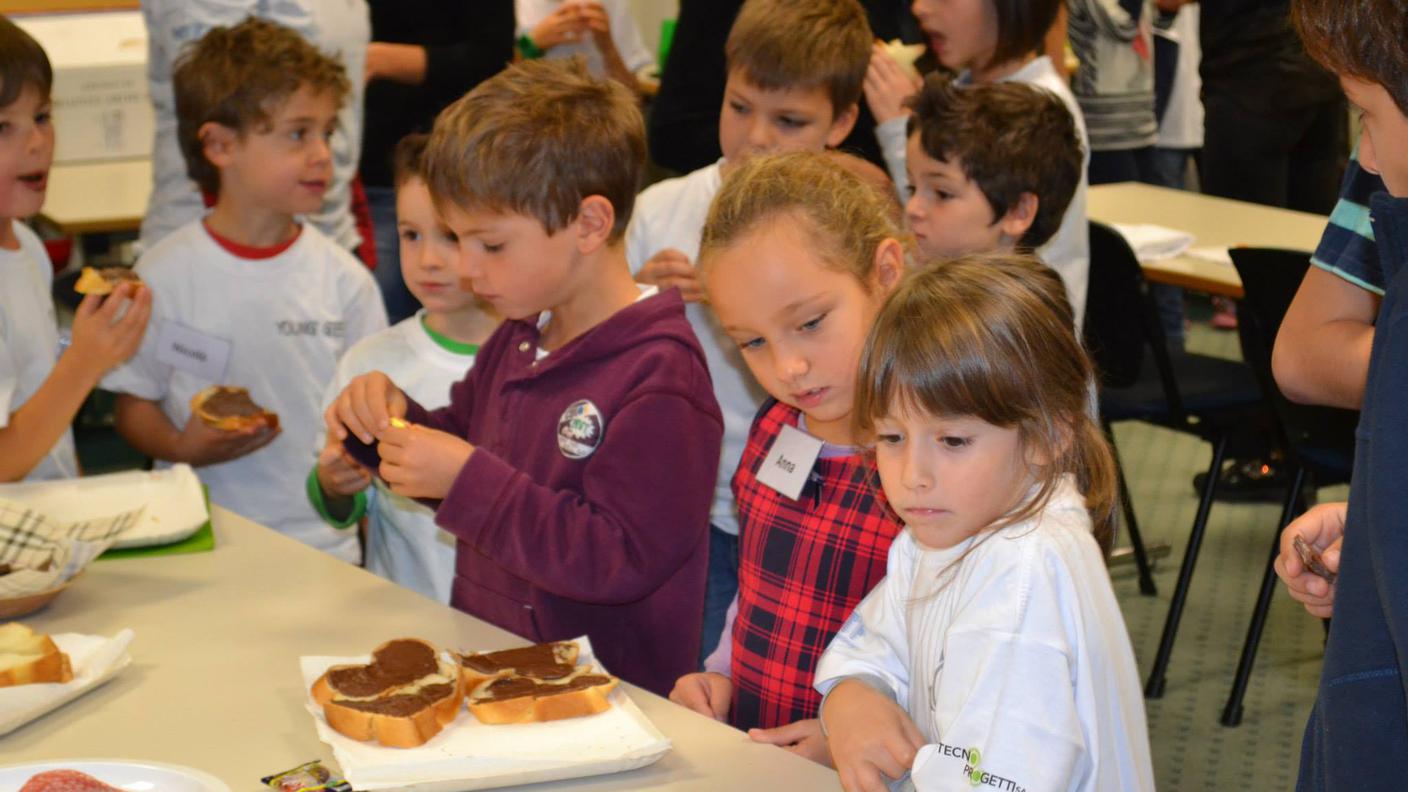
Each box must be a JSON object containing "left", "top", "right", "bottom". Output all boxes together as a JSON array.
[
  {"left": 154, "top": 321, "right": 231, "bottom": 383},
  {"left": 756, "top": 423, "right": 825, "bottom": 501}
]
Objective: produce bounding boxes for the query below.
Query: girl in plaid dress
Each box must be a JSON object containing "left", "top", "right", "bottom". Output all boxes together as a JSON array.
[{"left": 668, "top": 150, "right": 908, "bottom": 764}]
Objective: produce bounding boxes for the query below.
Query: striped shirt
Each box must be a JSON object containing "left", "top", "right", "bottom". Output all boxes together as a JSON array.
[{"left": 1313, "top": 149, "right": 1386, "bottom": 295}]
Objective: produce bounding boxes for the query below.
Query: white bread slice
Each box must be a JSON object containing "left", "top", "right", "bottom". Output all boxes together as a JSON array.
[
  {"left": 312, "top": 638, "right": 464, "bottom": 749},
  {"left": 0, "top": 622, "right": 73, "bottom": 687},
  {"left": 467, "top": 666, "right": 618, "bottom": 725},
  {"left": 882, "top": 38, "right": 925, "bottom": 79}
]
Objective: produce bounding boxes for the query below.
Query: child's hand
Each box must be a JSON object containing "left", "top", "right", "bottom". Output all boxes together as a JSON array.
[
  {"left": 316, "top": 439, "right": 372, "bottom": 496},
  {"left": 1275, "top": 501, "right": 1345, "bottom": 618},
  {"left": 823, "top": 678, "right": 925, "bottom": 792},
  {"left": 635, "top": 248, "right": 703, "bottom": 303},
  {"left": 176, "top": 412, "right": 279, "bottom": 467},
  {"left": 863, "top": 41, "right": 922, "bottom": 125},
  {"left": 668, "top": 671, "right": 732, "bottom": 721},
  {"left": 68, "top": 283, "right": 152, "bottom": 376},
  {"left": 749, "top": 718, "right": 833, "bottom": 767},
  {"left": 374, "top": 421, "right": 473, "bottom": 500},
  {"left": 576, "top": 2, "right": 615, "bottom": 50},
  {"left": 325, "top": 371, "right": 407, "bottom": 445},
  {"left": 530, "top": 3, "right": 589, "bottom": 50}
]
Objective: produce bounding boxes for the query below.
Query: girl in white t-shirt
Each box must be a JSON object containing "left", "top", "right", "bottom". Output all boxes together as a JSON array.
[
  {"left": 311, "top": 134, "right": 498, "bottom": 600},
  {"left": 815, "top": 255, "right": 1153, "bottom": 792}
]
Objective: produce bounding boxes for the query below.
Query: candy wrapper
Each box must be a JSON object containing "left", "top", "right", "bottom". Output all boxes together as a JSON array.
[{"left": 262, "top": 760, "right": 352, "bottom": 792}]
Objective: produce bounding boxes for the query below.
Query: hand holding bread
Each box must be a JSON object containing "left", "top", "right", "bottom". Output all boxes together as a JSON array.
[
  {"left": 864, "top": 40, "right": 923, "bottom": 126},
  {"left": 325, "top": 371, "right": 408, "bottom": 446},
  {"left": 175, "top": 407, "right": 279, "bottom": 467},
  {"left": 67, "top": 281, "right": 151, "bottom": 377}
]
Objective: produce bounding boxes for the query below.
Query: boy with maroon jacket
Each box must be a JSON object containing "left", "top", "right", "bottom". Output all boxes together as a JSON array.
[{"left": 325, "top": 59, "right": 723, "bottom": 696}]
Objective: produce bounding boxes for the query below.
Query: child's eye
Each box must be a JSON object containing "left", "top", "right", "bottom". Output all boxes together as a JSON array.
[
  {"left": 481, "top": 241, "right": 505, "bottom": 254},
  {"left": 904, "top": 184, "right": 916, "bottom": 198},
  {"left": 729, "top": 100, "right": 750, "bottom": 115},
  {"left": 0, "top": 121, "right": 10, "bottom": 135},
  {"left": 35, "top": 111, "right": 51, "bottom": 126},
  {"left": 777, "top": 116, "right": 807, "bottom": 130},
  {"left": 738, "top": 336, "right": 765, "bottom": 351},
  {"left": 936, "top": 191, "right": 954, "bottom": 201},
  {"left": 438, "top": 229, "right": 459, "bottom": 244},
  {"left": 399, "top": 228, "right": 420, "bottom": 242},
  {"left": 799, "top": 313, "right": 827, "bottom": 332},
  {"left": 290, "top": 128, "right": 307, "bottom": 141},
  {"left": 940, "top": 435, "right": 971, "bottom": 449},
  {"left": 875, "top": 433, "right": 904, "bottom": 446}
]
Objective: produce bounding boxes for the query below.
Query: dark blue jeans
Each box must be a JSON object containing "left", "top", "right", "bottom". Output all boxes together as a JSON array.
[{"left": 699, "top": 524, "right": 739, "bottom": 667}]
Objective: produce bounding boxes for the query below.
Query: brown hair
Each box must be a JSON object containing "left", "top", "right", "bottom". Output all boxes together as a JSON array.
[
  {"left": 985, "top": 0, "right": 1063, "bottom": 74},
  {"left": 1293, "top": 0, "right": 1408, "bottom": 116},
  {"left": 724, "top": 0, "right": 871, "bottom": 115},
  {"left": 907, "top": 77, "right": 1081, "bottom": 250},
  {"left": 425, "top": 58, "right": 644, "bottom": 243},
  {"left": 392, "top": 133, "right": 429, "bottom": 188},
  {"left": 699, "top": 150, "right": 909, "bottom": 288},
  {"left": 854, "top": 254, "right": 1117, "bottom": 555},
  {"left": 172, "top": 16, "right": 350, "bottom": 196},
  {"left": 0, "top": 15, "right": 51, "bottom": 109}
]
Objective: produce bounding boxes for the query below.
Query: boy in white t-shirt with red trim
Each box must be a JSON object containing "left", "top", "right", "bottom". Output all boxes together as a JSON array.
[
  {"left": 104, "top": 18, "right": 387, "bottom": 562},
  {"left": 308, "top": 133, "right": 498, "bottom": 600}
]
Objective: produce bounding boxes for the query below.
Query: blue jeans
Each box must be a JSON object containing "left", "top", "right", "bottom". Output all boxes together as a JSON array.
[
  {"left": 699, "top": 525, "right": 739, "bottom": 667},
  {"left": 366, "top": 185, "right": 423, "bottom": 325}
]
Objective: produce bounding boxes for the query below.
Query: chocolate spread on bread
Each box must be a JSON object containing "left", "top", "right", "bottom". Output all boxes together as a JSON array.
[
  {"left": 202, "top": 388, "right": 265, "bottom": 418},
  {"left": 327, "top": 639, "right": 440, "bottom": 697},
  {"left": 338, "top": 683, "right": 456, "bottom": 715},
  {"left": 459, "top": 642, "right": 574, "bottom": 677},
  {"left": 95, "top": 267, "right": 141, "bottom": 283},
  {"left": 476, "top": 673, "right": 615, "bottom": 703}
]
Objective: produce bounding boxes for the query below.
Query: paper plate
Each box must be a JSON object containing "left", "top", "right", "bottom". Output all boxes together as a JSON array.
[{"left": 0, "top": 760, "right": 229, "bottom": 792}]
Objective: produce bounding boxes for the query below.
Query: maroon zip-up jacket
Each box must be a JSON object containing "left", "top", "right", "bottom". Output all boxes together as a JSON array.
[{"left": 399, "top": 289, "right": 722, "bottom": 695}]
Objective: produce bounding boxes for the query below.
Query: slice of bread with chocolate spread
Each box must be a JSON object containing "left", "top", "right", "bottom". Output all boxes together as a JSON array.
[
  {"left": 457, "top": 641, "right": 617, "bottom": 725},
  {"left": 312, "top": 638, "right": 462, "bottom": 748}
]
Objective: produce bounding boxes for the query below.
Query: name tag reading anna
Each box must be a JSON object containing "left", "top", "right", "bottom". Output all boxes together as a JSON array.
[
  {"left": 756, "top": 423, "right": 825, "bottom": 501},
  {"left": 154, "top": 321, "right": 232, "bottom": 383}
]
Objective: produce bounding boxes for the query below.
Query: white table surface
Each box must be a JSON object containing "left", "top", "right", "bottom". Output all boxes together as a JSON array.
[
  {"left": 9, "top": 505, "right": 842, "bottom": 791},
  {"left": 1088, "top": 182, "right": 1331, "bottom": 298}
]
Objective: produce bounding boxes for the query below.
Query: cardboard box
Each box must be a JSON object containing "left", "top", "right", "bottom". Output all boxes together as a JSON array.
[{"left": 15, "top": 11, "right": 152, "bottom": 164}]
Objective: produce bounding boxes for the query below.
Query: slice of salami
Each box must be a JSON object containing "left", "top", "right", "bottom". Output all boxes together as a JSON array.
[{"left": 19, "top": 769, "right": 121, "bottom": 792}]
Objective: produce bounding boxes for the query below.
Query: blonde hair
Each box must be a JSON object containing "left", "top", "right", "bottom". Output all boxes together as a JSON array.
[
  {"left": 699, "top": 150, "right": 909, "bottom": 289},
  {"left": 724, "top": 0, "right": 872, "bottom": 115},
  {"left": 854, "top": 254, "right": 1117, "bottom": 554},
  {"left": 425, "top": 58, "right": 644, "bottom": 242}
]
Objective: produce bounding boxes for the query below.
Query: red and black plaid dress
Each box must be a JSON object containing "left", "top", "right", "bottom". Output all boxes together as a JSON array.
[{"left": 729, "top": 400, "right": 902, "bottom": 730}]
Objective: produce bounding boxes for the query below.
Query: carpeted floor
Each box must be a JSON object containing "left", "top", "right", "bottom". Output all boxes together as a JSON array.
[{"left": 1110, "top": 310, "right": 1337, "bottom": 792}]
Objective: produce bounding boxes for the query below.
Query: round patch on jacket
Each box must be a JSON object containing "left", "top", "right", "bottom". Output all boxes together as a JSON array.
[{"left": 557, "top": 400, "right": 604, "bottom": 459}]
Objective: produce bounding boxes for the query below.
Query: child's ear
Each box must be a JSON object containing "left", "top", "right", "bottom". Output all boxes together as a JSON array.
[
  {"left": 997, "top": 192, "right": 1039, "bottom": 243},
  {"left": 825, "top": 103, "right": 861, "bottom": 148},
  {"left": 573, "top": 195, "right": 617, "bottom": 253},
  {"left": 198, "top": 122, "right": 239, "bottom": 169},
  {"left": 871, "top": 237, "right": 906, "bottom": 294}
]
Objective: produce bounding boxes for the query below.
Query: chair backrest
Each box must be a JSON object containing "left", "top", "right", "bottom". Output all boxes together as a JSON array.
[
  {"left": 1229, "top": 248, "right": 1357, "bottom": 478},
  {"left": 1084, "top": 221, "right": 1185, "bottom": 414}
]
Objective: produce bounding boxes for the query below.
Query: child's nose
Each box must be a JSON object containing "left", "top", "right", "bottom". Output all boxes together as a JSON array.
[{"left": 902, "top": 449, "right": 934, "bottom": 491}]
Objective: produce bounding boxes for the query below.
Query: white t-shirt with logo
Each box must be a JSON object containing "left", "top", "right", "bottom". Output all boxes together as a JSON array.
[
  {"left": 626, "top": 161, "right": 768, "bottom": 537},
  {"left": 0, "top": 221, "right": 79, "bottom": 481},
  {"left": 104, "top": 220, "right": 387, "bottom": 561},
  {"left": 318, "top": 311, "right": 475, "bottom": 600},
  {"left": 815, "top": 477, "right": 1154, "bottom": 792}
]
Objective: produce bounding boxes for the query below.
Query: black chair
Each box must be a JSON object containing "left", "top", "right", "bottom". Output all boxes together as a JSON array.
[
  {"left": 1083, "top": 222, "right": 1269, "bottom": 698},
  {"left": 1219, "top": 248, "right": 1357, "bottom": 726}
]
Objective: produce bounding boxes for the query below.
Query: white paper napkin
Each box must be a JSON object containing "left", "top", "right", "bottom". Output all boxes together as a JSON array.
[
  {"left": 1112, "top": 223, "right": 1197, "bottom": 261},
  {"left": 0, "top": 629, "right": 135, "bottom": 736},
  {"left": 300, "top": 636, "right": 671, "bottom": 790}
]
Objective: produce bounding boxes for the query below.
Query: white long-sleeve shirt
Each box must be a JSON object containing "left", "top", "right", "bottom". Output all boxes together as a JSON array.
[{"left": 815, "top": 477, "right": 1153, "bottom": 792}]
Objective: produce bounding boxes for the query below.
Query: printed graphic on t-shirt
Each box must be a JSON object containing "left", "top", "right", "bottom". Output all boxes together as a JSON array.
[
  {"left": 557, "top": 399, "right": 604, "bottom": 459},
  {"left": 919, "top": 741, "right": 1028, "bottom": 792},
  {"left": 277, "top": 319, "right": 347, "bottom": 337}
]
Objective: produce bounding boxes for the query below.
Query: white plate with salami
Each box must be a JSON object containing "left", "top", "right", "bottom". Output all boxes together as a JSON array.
[{"left": 0, "top": 760, "right": 230, "bottom": 792}]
